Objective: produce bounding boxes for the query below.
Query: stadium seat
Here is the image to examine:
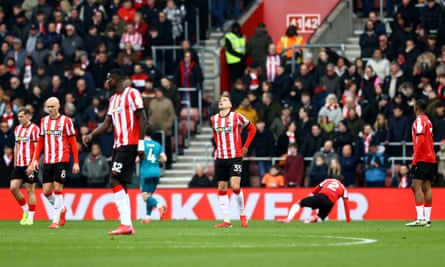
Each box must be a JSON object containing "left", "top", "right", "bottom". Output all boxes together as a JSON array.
[{"left": 180, "top": 108, "right": 200, "bottom": 123}]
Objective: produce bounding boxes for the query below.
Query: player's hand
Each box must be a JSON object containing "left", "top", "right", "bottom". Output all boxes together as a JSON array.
[
  {"left": 26, "top": 160, "right": 38, "bottom": 175},
  {"left": 82, "top": 134, "right": 92, "bottom": 146},
  {"left": 242, "top": 147, "right": 248, "bottom": 157},
  {"left": 72, "top": 163, "right": 80, "bottom": 174}
]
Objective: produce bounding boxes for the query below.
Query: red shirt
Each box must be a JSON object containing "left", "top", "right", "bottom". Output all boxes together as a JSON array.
[
  {"left": 39, "top": 115, "right": 76, "bottom": 164},
  {"left": 14, "top": 123, "right": 39, "bottom": 166},
  {"left": 412, "top": 114, "right": 436, "bottom": 165},
  {"left": 107, "top": 87, "right": 144, "bottom": 148},
  {"left": 313, "top": 178, "right": 348, "bottom": 204},
  {"left": 211, "top": 111, "right": 249, "bottom": 159}
]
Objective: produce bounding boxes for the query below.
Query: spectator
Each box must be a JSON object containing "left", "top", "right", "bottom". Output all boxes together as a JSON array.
[
  {"left": 140, "top": 0, "right": 160, "bottom": 26},
  {"left": 359, "top": 20, "right": 378, "bottom": 58},
  {"left": 247, "top": 22, "right": 272, "bottom": 72},
  {"left": 105, "top": 14, "right": 126, "bottom": 37},
  {"left": 25, "top": 23, "right": 40, "bottom": 54},
  {"left": 159, "top": 76, "right": 181, "bottom": 116},
  {"left": 436, "top": 140, "right": 445, "bottom": 182},
  {"left": 361, "top": 65, "right": 381, "bottom": 107},
  {"left": 163, "top": 0, "right": 186, "bottom": 42},
  {"left": 188, "top": 165, "right": 214, "bottom": 188},
  {"left": 252, "top": 120, "right": 275, "bottom": 180},
  {"left": 326, "top": 158, "right": 343, "bottom": 180},
  {"left": 396, "top": 0, "right": 420, "bottom": 30},
  {"left": 308, "top": 155, "right": 327, "bottom": 187},
  {"left": 142, "top": 56, "right": 162, "bottom": 87},
  {"left": 148, "top": 88, "right": 176, "bottom": 169},
  {"left": 29, "top": 64, "right": 50, "bottom": 92},
  {"left": 391, "top": 163, "right": 412, "bottom": 188},
  {"left": 378, "top": 34, "right": 395, "bottom": 62},
  {"left": 131, "top": 63, "right": 149, "bottom": 92},
  {"left": 117, "top": 0, "right": 136, "bottom": 24},
  {"left": 363, "top": 140, "right": 387, "bottom": 187},
  {"left": 300, "top": 123, "right": 327, "bottom": 158},
  {"left": 173, "top": 50, "right": 203, "bottom": 108},
  {"left": 386, "top": 105, "right": 410, "bottom": 158},
  {"left": 11, "top": 11, "right": 30, "bottom": 42},
  {"left": 61, "top": 24, "right": 84, "bottom": 63},
  {"left": 243, "top": 63, "right": 264, "bottom": 97},
  {"left": 367, "top": 11, "right": 386, "bottom": 36},
  {"left": 373, "top": 113, "right": 389, "bottom": 145},
  {"left": 319, "top": 63, "right": 341, "bottom": 98},
  {"left": 334, "top": 56, "right": 348, "bottom": 78},
  {"left": 310, "top": 140, "right": 339, "bottom": 170},
  {"left": 31, "top": 38, "right": 49, "bottom": 67},
  {"left": 154, "top": 12, "right": 174, "bottom": 74},
  {"left": 333, "top": 120, "right": 353, "bottom": 154},
  {"left": 345, "top": 107, "right": 365, "bottom": 142},
  {"left": 366, "top": 49, "right": 390, "bottom": 80},
  {"left": 82, "top": 143, "right": 110, "bottom": 188},
  {"left": 0, "top": 121, "right": 14, "bottom": 154},
  {"left": 276, "top": 24, "right": 306, "bottom": 68},
  {"left": 431, "top": 101, "right": 445, "bottom": 141},
  {"left": 119, "top": 23, "right": 143, "bottom": 52},
  {"left": 404, "top": 38, "right": 421, "bottom": 78},
  {"left": 318, "top": 93, "right": 342, "bottom": 127},
  {"left": 258, "top": 86, "right": 280, "bottom": 116},
  {"left": 339, "top": 144, "right": 359, "bottom": 187},
  {"left": 92, "top": 10, "right": 107, "bottom": 34},
  {"left": 383, "top": 61, "right": 407, "bottom": 98},
  {"left": 264, "top": 43, "right": 281, "bottom": 83},
  {"left": 234, "top": 96, "right": 259, "bottom": 126},
  {"left": 272, "top": 65, "right": 292, "bottom": 102},
  {"left": 261, "top": 165, "right": 285, "bottom": 188},
  {"left": 270, "top": 104, "right": 292, "bottom": 143},
  {"left": 283, "top": 142, "right": 305, "bottom": 187},
  {"left": 341, "top": 80, "right": 360, "bottom": 106},
  {"left": 421, "top": 0, "right": 442, "bottom": 37},
  {"left": 5, "top": 38, "right": 26, "bottom": 71},
  {"left": 225, "top": 22, "right": 246, "bottom": 86},
  {"left": 84, "top": 25, "right": 104, "bottom": 55}
]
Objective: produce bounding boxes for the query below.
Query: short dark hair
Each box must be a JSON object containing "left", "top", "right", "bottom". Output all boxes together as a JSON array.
[
  {"left": 415, "top": 99, "right": 427, "bottom": 111},
  {"left": 109, "top": 68, "right": 125, "bottom": 80}
]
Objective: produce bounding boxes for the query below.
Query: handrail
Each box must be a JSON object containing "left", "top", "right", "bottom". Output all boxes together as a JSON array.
[
  {"left": 151, "top": 45, "right": 221, "bottom": 80},
  {"left": 180, "top": 99, "right": 191, "bottom": 147}
]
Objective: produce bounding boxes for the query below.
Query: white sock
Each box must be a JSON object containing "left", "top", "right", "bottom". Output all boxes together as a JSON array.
[
  {"left": 114, "top": 189, "right": 132, "bottom": 226},
  {"left": 287, "top": 203, "right": 300, "bottom": 221},
  {"left": 156, "top": 203, "right": 162, "bottom": 209},
  {"left": 21, "top": 204, "right": 29, "bottom": 212},
  {"left": 234, "top": 190, "right": 245, "bottom": 216},
  {"left": 53, "top": 194, "right": 63, "bottom": 223},
  {"left": 28, "top": 211, "right": 35, "bottom": 221},
  {"left": 416, "top": 205, "right": 424, "bottom": 220},
  {"left": 424, "top": 207, "right": 432, "bottom": 221},
  {"left": 218, "top": 194, "right": 230, "bottom": 222}
]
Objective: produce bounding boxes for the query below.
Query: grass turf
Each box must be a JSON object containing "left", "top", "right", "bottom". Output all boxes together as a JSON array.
[{"left": 0, "top": 220, "right": 444, "bottom": 267}]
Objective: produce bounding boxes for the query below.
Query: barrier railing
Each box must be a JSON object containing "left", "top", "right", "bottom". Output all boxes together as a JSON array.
[{"left": 180, "top": 99, "right": 191, "bottom": 148}]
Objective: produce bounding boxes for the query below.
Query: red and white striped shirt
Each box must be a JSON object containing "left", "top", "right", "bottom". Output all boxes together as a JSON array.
[
  {"left": 107, "top": 87, "right": 144, "bottom": 148},
  {"left": 120, "top": 32, "right": 143, "bottom": 51},
  {"left": 266, "top": 54, "right": 281, "bottom": 82},
  {"left": 14, "top": 123, "right": 39, "bottom": 166},
  {"left": 39, "top": 115, "right": 76, "bottom": 164},
  {"left": 211, "top": 111, "right": 249, "bottom": 159}
]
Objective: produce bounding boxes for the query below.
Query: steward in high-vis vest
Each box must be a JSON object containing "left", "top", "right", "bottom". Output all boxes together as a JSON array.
[
  {"left": 276, "top": 25, "right": 306, "bottom": 64},
  {"left": 225, "top": 22, "right": 246, "bottom": 85}
]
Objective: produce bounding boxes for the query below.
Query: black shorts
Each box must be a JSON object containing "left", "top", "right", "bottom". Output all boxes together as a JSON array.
[
  {"left": 412, "top": 162, "right": 437, "bottom": 181},
  {"left": 10, "top": 166, "right": 38, "bottom": 184},
  {"left": 42, "top": 163, "right": 70, "bottom": 184},
  {"left": 214, "top": 158, "right": 243, "bottom": 182},
  {"left": 110, "top": 145, "right": 138, "bottom": 184},
  {"left": 300, "top": 194, "right": 334, "bottom": 220}
]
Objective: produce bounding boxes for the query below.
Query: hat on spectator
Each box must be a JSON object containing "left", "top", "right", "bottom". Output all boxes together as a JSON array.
[
  {"left": 16, "top": 11, "right": 26, "bottom": 19},
  {"left": 12, "top": 38, "right": 22, "bottom": 45},
  {"left": 29, "top": 23, "right": 38, "bottom": 31},
  {"left": 303, "top": 51, "right": 313, "bottom": 60}
]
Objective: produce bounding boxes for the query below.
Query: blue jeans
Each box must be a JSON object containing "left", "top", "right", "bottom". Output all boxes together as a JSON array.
[
  {"left": 257, "top": 160, "right": 272, "bottom": 180},
  {"left": 211, "top": 0, "right": 225, "bottom": 28}
]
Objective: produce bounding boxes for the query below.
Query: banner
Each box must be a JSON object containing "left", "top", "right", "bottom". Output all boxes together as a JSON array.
[{"left": 1, "top": 188, "right": 444, "bottom": 221}]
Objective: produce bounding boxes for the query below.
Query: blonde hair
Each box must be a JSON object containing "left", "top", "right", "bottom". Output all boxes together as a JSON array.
[{"left": 327, "top": 158, "right": 342, "bottom": 176}]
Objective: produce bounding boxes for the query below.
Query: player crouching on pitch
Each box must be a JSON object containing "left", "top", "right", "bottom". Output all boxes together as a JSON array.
[{"left": 277, "top": 175, "right": 351, "bottom": 223}]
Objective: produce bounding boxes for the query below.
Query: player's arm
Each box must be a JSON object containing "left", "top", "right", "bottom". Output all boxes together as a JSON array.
[
  {"left": 159, "top": 152, "right": 167, "bottom": 164},
  {"left": 135, "top": 108, "right": 147, "bottom": 153},
  {"left": 69, "top": 135, "right": 80, "bottom": 174},
  {"left": 242, "top": 122, "right": 257, "bottom": 156},
  {"left": 27, "top": 136, "right": 44, "bottom": 173},
  {"left": 83, "top": 115, "right": 112, "bottom": 145},
  {"left": 343, "top": 197, "right": 351, "bottom": 223}
]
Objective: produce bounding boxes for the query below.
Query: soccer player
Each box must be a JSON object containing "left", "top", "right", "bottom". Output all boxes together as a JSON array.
[
  {"left": 27, "top": 97, "right": 80, "bottom": 228},
  {"left": 10, "top": 107, "right": 39, "bottom": 225},
  {"left": 83, "top": 69, "right": 146, "bottom": 235},
  {"left": 276, "top": 176, "right": 351, "bottom": 223},
  {"left": 211, "top": 94, "right": 257, "bottom": 228},
  {"left": 406, "top": 99, "right": 436, "bottom": 227},
  {"left": 139, "top": 129, "right": 167, "bottom": 224}
]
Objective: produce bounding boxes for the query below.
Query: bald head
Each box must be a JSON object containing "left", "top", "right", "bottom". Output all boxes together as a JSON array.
[{"left": 45, "top": 97, "right": 61, "bottom": 118}]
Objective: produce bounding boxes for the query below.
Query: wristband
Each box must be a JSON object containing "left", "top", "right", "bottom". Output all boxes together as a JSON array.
[{"left": 138, "top": 140, "right": 145, "bottom": 151}]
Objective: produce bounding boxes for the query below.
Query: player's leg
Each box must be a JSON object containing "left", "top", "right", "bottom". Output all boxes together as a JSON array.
[
  {"left": 108, "top": 146, "right": 137, "bottom": 235},
  {"left": 9, "top": 174, "right": 28, "bottom": 224},
  {"left": 52, "top": 163, "right": 69, "bottom": 227},
  {"left": 229, "top": 158, "right": 247, "bottom": 227},
  {"left": 406, "top": 163, "right": 427, "bottom": 226},
  {"left": 23, "top": 182, "right": 36, "bottom": 225},
  {"left": 301, "top": 195, "right": 324, "bottom": 223},
  {"left": 150, "top": 177, "right": 167, "bottom": 220},
  {"left": 276, "top": 201, "right": 301, "bottom": 223},
  {"left": 215, "top": 159, "right": 232, "bottom": 228},
  {"left": 422, "top": 179, "right": 432, "bottom": 226}
]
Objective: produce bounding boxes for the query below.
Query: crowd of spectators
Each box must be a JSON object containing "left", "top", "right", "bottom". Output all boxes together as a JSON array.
[{"left": 0, "top": 0, "right": 246, "bottom": 188}]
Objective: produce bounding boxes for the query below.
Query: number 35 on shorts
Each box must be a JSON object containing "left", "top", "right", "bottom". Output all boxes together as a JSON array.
[
  {"left": 233, "top": 164, "right": 242, "bottom": 174},
  {"left": 112, "top": 161, "right": 123, "bottom": 174}
]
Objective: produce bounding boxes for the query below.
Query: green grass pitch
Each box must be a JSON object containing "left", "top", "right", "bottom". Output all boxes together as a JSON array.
[{"left": 1, "top": 220, "right": 444, "bottom": 267}]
